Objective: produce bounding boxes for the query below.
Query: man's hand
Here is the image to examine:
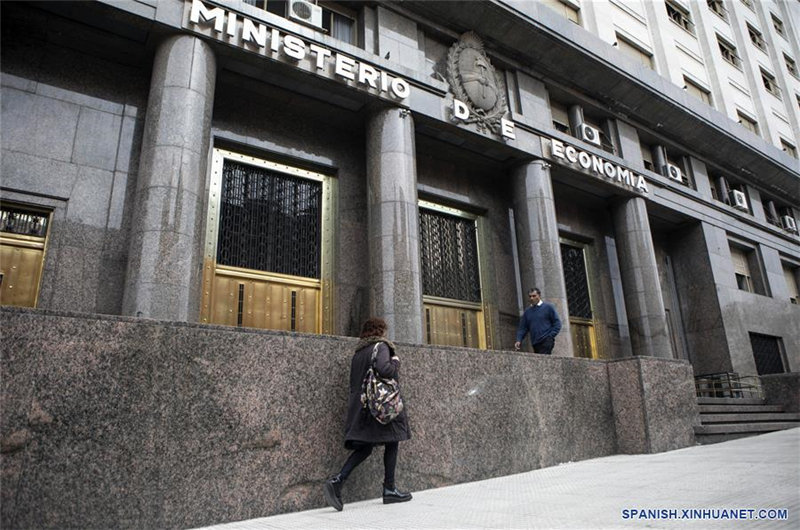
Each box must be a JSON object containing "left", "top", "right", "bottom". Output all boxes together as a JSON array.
[{"left": 514, "top": 341, "right": 521, "bottom": 350}]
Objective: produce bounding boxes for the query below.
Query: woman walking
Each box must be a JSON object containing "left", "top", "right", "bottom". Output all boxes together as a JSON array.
[{"left": 323, "top": 317, "right": 412, "bottom": 511}]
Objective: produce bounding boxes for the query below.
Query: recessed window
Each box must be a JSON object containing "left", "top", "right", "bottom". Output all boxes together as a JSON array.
[
  {"left": 246, "top": 0, "right": 357, "bottom": 45},
  {"left": 749, "top": 333, "right": 786, "bottom": 375},
  {"left": 730, "top": 242, "right": 768, "bottom": 295},
  {"left": 783, "top": 262, "right": 800, "bottom": 304},
  {"left": 541, "top": 0, "right": 581, "bottom": 24},
  {"left": 785, "top": 54, "right": 799, "bottom": 79},
  {"left": 748, "top": 24, "right": 766, "bottom": 51},
  {"left": 707, "top": 0, "right": 727, "bottom": 20},
  {"left": 717, "top": 36, "right": 741, "bottom": 68},
  {"left": 684, "top": 77, "right": 712, "bottom": 105},
  {"left": 550, "top": 100, "right": 571, "bottom": 134},
  {"left": 772, "top": 14, "right": 785, "bottom": 37},
  {"left": 641, "top": 143, "right": 655, "bottom": 171},
  {"left": 666, "top": 1, "right": 695, "bottom": 34},
  {"left": 761, "top": 69, "right": 781, "bottom": 99},
  {"left": 762, "top": 198, "right": 781, "bottom": 226},
  {"left": 740, "top": 0, "right": 754, "bottom": 10},
  {"left": 616, "top": 35, "right": 654, "bottom": 69},
  {"left": 737, "top": 111, "right": 759, "bottom": 135},
  {"left": 781, "top": 139, "right": 798, "bottom": 158}
]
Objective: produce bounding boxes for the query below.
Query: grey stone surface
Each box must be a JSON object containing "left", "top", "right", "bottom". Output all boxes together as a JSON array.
[
  {"left": 611, "top": 197, "right": 671, "bottom": 358},
  {"left": 366, "top": 108, "right": 423, "bottom": 343},
  {"left": 761, "top": 373, "right": 800, "bottom": 413},
  {"left": 0, "top": 306, "right": 699, "bottom": 529},
  {"left": 122, "top": 35, "right": 217, "bottom": 322}
]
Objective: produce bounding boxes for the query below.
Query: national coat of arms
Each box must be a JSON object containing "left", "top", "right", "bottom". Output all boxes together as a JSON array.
[{"left": 446, "top": 31, "right": 508, "bottom": 133}]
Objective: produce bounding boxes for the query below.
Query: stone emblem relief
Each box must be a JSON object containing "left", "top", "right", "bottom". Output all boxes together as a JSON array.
[{"left": 446, "top": 31, "right": 508, "bottom": 133}]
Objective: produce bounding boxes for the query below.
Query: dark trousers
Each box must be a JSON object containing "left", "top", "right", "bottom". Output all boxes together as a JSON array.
[
  {"left": 533, "top": 336, "right": 555, "bottom": 355},
  {"left": 339, "top": 441, "right": 399, "bottom": 487}
]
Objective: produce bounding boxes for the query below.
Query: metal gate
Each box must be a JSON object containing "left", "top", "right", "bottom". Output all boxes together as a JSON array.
[
  {"left": 0, "top": 205, "right": 50, "bottom": 308},
  {"left": 419, "top": 202, "right": 486, "bottom": 349},
  {"left": 200, "top": 149, "right": 335, "bottom": 333}
]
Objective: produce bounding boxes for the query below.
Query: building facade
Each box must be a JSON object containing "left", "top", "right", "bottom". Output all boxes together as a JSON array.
[{"left": 1, "top": 0, "right": 799, "bottom": 377}]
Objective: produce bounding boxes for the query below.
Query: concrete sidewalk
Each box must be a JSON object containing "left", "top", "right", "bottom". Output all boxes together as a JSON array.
[{"left": 197, "top": 428, "right": 800, "bottom": 529}]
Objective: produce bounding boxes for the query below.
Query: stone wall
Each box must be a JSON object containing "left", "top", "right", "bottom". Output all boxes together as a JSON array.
[{"left": 0, "top": 307, "right": 698, "bottom": 529}]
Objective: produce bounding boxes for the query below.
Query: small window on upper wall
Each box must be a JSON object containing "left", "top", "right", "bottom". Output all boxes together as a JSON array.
[
  {"left": 761, "top": 69, "right": 781, "bottom": 99},
  {"left": 783, "top": 262, "right": 800, "bottom": 304},
  {"left": 550, "top": 99, "right": 571, "bottom": 134},
  {"left": 684, "top": 77, "right": 713, "bottom": 106},
  {"left": 707, "top": 0, "right": 727, "bottom": 20},
  {"left": 246, "top": 0, "right": 358, "bottom": 45},
  {"left": 616, "top": 35, "right": 654, "bottom": 69},
  {"left": 772, "top": 14, "right": 785, "bottom": 38},
  {"left": 641, "top": 143, "right": 655, "bottom": 171},
  {"left": 740, "top": 0, "right": 754, "bottom": 10},
  {"left": 748, "top": 24, "right": 766, "bottom": 51},
  {"left": 737, "top": 111, "right": 759, "bottom": 136},
  {"left": 540, "top": 0, "right": 581, "bottom": 25},
  {"left": 781, "top": 139, "right": 798, "bottom": 158},
  {"left": 666, "top": 1, "right": 695, "bottom": 34},
  {"left": 320, "top": 1, "right": 358, "bottom": 45},
  {"left": 717, "top": 36, "right": 741, "bottom": 68},
  {"left": 729, "top": 242, "right": 767, "bottom": 295},
  {"left": 785, "top": 54, "right": 799, "bottom": 79}
]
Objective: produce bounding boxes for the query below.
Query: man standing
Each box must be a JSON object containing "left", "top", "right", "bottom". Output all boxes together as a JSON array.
[{"left": 514, "top": 288, "right": 562, "bottom": 355}]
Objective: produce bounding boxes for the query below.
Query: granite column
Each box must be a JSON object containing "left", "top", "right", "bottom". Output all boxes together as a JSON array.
[
  {"left": 611, "top": 197, "right": 671, "bottom": 358},
  {"left": 512, "top": 160, "right": 572, "bottom": 355},
  {"left": 366, "top": 108, "right": 423, "bottom": 343},
  {"left": 122, "top": 35, "right": 216, "bottom": 321}
]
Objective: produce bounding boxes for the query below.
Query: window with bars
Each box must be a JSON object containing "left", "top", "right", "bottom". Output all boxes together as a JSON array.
[
  {"left": 419, "top": 208, "right": 481, "bottom": 303},
  {"left": 666, "top": 1, "right": 694, "bottom": 34},
  {"left": 749, "top": 333, "right": 785, "bottom": 375},
  {"left": 0, "top": 206, "right": 49, "bottom": 237},
  {"left": 216, "top": 160, "right": 322, "bottom": 279},
  {"left": 717, "top": 36, "right": 741, "bottom": 68},
  {"left": 748, "top": 24, "right": 766, "bottom": 51},
  {"left": 560, "top": 243, "right": 592, "bottom": 319}
]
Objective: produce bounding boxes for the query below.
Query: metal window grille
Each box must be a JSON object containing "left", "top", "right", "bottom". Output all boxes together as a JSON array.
[
  {"left": 419, "top": 209, "right": 480, "bottom": 302},
  {"left": 0, "top": 206, "right": 49, "bottom": 237},
  {"left": 749, "top": 333, "right": 785, "bottom": 375},
  {"left": 561, "top": 243, "right": 592, "bottom": 319},
  {"left": 217, "top": 160, "right": 321, "bottom": 279}
]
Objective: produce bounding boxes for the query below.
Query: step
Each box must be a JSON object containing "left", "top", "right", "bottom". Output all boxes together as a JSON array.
[
  {"left": 695, "top": 432, "right": 762, "bottom": 445},
  {"left": 694, "top": 422, "right": 800, "bottom": 435},
  {"left": 699, "top": 412, "right": 800, "bottom": 423},
  {"left": 698, "top": 404, "right": 783, "bottom": 413},
  {"left": 696, "top": 397, "right": 765, "bottom": 405}
]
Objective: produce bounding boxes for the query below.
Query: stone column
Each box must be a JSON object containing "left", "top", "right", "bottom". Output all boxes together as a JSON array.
[
  {"left": 366, "top": 107, "right": 423, "bottom": 343},
  {"left": 122, "top": 36, "right": 216, "bottom": 321},
  {"left": 611, "top": 197, "right": 671, "bottom": 358},
  {"left": 512, "top": 160, "right": 572, "bottom": 356}
]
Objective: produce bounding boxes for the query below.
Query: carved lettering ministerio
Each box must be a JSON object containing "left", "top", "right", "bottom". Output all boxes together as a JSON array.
[{"left": 186, "top": 0, "right": 410, "bottom": 100}]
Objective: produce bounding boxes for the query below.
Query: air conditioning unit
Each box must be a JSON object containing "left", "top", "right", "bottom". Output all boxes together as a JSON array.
[
  {"left": 664, "top": 163, "right": 683, "bottom": 183},
  {"left": 780, "top": 215, "right": 798, "bottom": 233},
  {"left": 288, "top": 0, "right": 323, "bottom": 28},
  {"left": 578, "top": 123, "right": 602, "bottom": 147},
  {"left": 730, "top": 189, "right": 748, "bottom": 211}
]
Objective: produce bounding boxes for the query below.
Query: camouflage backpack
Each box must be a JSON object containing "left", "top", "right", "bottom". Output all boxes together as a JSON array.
[{"left": 360, "top": 343, "right": 404, "bottom": 424}]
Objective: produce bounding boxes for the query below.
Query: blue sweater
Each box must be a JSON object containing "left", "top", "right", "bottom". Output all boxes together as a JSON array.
[{"left": 516, "top": 302, "right": 562, "bottom": 346}]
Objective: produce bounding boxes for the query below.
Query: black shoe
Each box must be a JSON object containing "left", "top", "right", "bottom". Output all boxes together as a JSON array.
[
  {"left": 323, "top": 474, "right": 344, "bottom": 511},
  {"left": 382, "top": 485, "right": 413, "bottom": 504}
]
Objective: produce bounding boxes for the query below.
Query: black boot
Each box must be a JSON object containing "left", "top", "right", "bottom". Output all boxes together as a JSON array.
[
  {"left": 323, "top": 474, "right": 344, "bottom": 511},
  {"left": 382, "top": 484, "right": 413, "bottom": 504}
]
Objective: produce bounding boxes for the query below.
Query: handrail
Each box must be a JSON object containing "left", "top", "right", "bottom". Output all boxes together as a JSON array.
[{"left": 694, "top": 372, "right": 763, "bottom": 399}]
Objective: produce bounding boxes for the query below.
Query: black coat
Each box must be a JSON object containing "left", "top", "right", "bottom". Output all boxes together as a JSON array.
[{"left": 343, "top": 339, "right": 411, "bottom": 448}]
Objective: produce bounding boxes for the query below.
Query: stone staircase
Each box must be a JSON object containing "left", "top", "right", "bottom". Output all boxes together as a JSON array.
[{"left": 694, "top": 397, "right": 800, "bottom": 444}]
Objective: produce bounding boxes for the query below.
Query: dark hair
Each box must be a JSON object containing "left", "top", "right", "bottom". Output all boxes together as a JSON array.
[
  {"left": 529, "top": 288, "right": 541, "bottom": 295},
  {"left": 360, "top": 317, "right": 387, "bottom": 338}
]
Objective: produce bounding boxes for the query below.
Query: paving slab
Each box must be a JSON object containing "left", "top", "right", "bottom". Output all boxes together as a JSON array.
[{"left": 196, "top": 428, "right": 800, "bottom": 529}]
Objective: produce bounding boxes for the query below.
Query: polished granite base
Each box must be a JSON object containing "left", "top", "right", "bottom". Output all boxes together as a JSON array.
[{"left": 1, "top": 307, "right": 699, "bottom": 529}]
